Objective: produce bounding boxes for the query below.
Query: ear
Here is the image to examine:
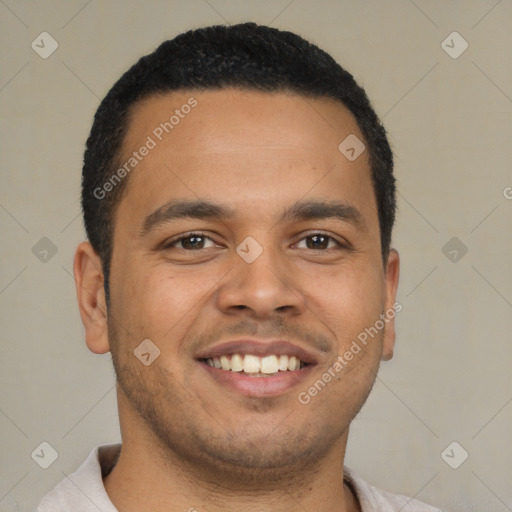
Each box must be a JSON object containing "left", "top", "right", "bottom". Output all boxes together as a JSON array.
[
  {"left": 73, "top": 241, "right": 110, "bottom": 354},
  {"left": 381, "top": 249, "right": 400, "bottom": 361}
]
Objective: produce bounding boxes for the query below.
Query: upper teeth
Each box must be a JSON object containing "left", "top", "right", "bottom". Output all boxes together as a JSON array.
[{"left": 205, "top": 354, "right": 303, "bottom": 373}]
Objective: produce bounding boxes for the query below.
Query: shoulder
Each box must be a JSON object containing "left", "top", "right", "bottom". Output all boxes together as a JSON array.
[
  {"left": 343, "top": 467, "right": 444, "bottom": 512},
  {"left": 35, "top": 444, "right": 120, "bottom": 512}
]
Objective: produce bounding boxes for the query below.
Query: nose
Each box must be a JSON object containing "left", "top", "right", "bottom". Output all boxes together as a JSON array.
[{"left": 215, "top": 242, "right": 305, "bottom": 319}]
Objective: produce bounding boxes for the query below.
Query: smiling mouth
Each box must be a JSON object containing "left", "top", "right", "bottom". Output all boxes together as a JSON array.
[{"left": 199, "top": 353, "right": 307, "bottom": 377}]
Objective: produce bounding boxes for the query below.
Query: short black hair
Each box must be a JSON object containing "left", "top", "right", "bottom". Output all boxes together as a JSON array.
[{"left": 82, "top": 22, "right": 396, "bottom": 303}]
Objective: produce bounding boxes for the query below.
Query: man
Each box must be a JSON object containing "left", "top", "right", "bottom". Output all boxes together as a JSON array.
[{"left": 36, "top": 22, "right": 442, "bottom": 512}]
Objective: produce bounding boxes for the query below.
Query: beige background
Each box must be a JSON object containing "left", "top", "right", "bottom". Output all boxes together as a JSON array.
[{"left": 1, "top": 1, "right": 511, "bottom": 511}]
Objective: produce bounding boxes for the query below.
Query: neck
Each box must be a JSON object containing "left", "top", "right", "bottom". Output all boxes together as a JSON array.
[{"left": 104, "top": 393, "right": 361, "bottom": 512}]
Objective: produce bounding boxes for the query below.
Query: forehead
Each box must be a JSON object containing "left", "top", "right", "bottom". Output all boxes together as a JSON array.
[
  {"left": 124, "top": 88, "right": 364, "bottom": 157},
  {"left": 115, "top": 88, "right": 376, "bottom": 228}
]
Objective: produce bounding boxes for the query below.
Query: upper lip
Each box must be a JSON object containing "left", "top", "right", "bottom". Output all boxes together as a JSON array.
[{"left": 195, "top": 339, "right": 319, "bottom": 365}]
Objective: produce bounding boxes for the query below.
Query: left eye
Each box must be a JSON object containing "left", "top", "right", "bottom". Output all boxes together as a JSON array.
[
  {"left": 168, "top": 233, "right": 217, "bottom": 250},
  {"left": 296, "top": 234, "right": 341, "bottom": 250}
]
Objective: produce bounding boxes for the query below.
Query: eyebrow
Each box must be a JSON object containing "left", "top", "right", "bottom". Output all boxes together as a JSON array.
[
  {"left": 141, "top": 200, "right": 235, "bottom": 236},
  {"left": 280, "top": 199, "right": 365, "bottom": 230},
  {"left": 140, "top": 198, "right": 365, "bottom": 236}
]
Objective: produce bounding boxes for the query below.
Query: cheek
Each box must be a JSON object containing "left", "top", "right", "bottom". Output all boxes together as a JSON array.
[
  {"left": 118, "top": 264, "right": 219, "bottom": 338},
  {"left": 308, "top": 261, "right": 384, "bottom": 347}
]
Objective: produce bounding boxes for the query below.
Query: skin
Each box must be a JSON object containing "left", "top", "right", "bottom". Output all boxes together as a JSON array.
[{"left": 74, "top": 88, "right": 400, "bottom": 512}]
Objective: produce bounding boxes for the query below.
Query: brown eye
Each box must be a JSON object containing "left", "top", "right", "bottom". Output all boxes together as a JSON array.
[
  {"left": 167, "top": 233, "right": 216, "bottom": 250},
  {"left": 298, "top": 234, "right": 340, "bottom": 250}
]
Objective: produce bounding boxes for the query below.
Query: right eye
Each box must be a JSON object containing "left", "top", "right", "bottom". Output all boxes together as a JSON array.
[{"left": 164, "top": 232, "right": 217, "bottom": 250}]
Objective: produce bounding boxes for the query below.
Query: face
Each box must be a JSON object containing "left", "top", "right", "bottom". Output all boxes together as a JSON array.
[{"left": 78, "top": 88, "right": 399, "bottom": 477}]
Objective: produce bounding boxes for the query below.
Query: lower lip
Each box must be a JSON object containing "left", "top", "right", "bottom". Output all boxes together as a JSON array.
[{"left": 198, "top": 361, "right": 314, "bottom": 397}]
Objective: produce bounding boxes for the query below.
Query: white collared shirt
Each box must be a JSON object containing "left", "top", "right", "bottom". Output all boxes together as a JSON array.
[{"left": 35, "top": 444, "right": 443, "bottom": 512}]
